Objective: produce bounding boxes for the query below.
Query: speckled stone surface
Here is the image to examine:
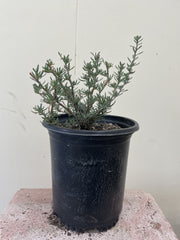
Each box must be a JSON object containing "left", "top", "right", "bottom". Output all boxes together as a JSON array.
[{"left": 0, "top": 189, "right": 178, "bottom": 240}]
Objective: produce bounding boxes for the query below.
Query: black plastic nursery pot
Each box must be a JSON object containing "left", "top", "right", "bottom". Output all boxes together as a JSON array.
[{"left": 43, "top": 114, "right": 139, "bottom": 232}]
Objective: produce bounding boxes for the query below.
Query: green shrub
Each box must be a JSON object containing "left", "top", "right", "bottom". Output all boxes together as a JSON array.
[{"left": 30, "top": 36, "right": 142, "bottom": 129}]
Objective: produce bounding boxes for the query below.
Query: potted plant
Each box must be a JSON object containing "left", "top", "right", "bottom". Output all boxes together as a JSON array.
[{"left": 30, "top": 36, "right": 142, "bottom": 233}]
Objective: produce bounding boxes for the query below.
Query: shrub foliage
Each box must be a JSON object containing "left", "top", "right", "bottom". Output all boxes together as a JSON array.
[{"left": 30, "top": 36, "right": 142, "bottom": 129}]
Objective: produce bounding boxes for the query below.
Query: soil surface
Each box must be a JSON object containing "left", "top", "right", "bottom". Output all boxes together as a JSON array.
[
  {"left": 90, "top": 123, "right": 121, "bottom": 131},
  {"left": 58, "top": 122, "right": 122, "bottom": 131}
]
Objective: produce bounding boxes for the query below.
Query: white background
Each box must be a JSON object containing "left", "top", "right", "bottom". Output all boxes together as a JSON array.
[{"left": 0, "top": 0, "right": 179, "bottom": 237}]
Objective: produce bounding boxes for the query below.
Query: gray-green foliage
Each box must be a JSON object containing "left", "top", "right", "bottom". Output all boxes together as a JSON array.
[{"left": 30, "top": 36, "right": 142, "bottom": 129}]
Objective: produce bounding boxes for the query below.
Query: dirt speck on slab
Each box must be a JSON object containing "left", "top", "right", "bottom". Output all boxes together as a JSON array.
[
  {"left": 48, "top": 212, "right": 67, "bottom": 232},
  {"left": 43, "top": 212, "right": 48, "bottom": 215}
]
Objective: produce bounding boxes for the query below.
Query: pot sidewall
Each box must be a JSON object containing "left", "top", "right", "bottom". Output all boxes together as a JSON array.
[{"left": 44, "top": 115, "right": 139, "bottom": 232}]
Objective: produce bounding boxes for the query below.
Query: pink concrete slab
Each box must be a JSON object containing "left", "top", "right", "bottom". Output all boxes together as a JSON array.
[{"left": 0, "top": 189, "right": 178, "bottom": 240}]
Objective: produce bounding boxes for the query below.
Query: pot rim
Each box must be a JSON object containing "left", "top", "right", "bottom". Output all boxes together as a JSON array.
[{"left": 42, "top": 114, "right": 139, "bottom": 137}]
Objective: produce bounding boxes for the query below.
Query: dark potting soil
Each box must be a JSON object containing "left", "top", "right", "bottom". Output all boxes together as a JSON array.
[
  {"left": 90, "top": 122, "right": 121, "bottom": 131},
  {"left": 58, "top": 122, "right": 122, "bottom": 131}
]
